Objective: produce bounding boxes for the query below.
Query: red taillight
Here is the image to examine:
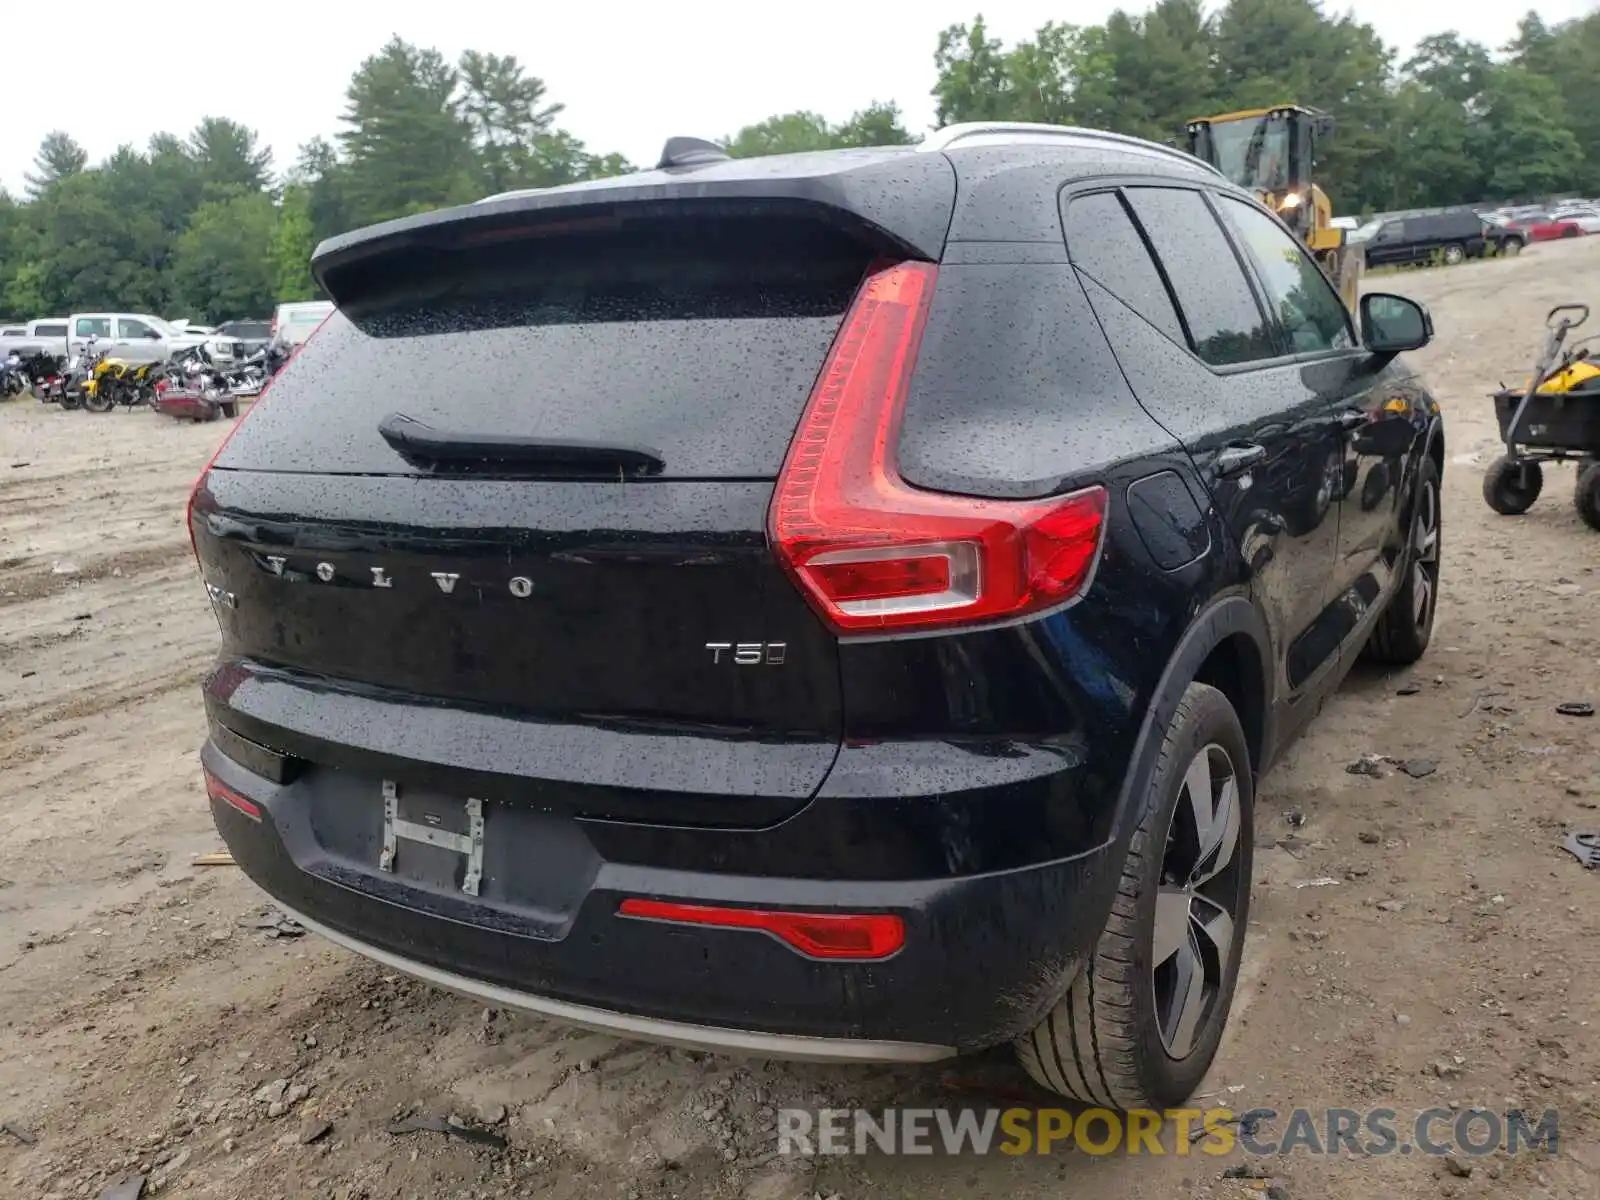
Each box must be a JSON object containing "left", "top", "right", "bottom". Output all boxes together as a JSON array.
[
  {"left": 768, "top": 260, "right": 1107, "bottom": 634},
  {"left": 203, "top": 768, "right": 261, "bottom": 821},
  {"left": 617, "top": 898, "right": 904, "bottom": 960}
]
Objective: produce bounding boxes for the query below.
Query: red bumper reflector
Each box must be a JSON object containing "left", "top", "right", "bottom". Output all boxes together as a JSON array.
[
  {"left": 203, "top": 769, "right": 261, "bottom": 821},
  {"left": 617, "top": 898, "right": 905, "bottom": 960}
]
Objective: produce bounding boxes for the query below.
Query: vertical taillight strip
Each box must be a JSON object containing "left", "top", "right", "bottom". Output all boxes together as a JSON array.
[{"left": 768, "top": 260, "right": 1107, "bottom": 636}]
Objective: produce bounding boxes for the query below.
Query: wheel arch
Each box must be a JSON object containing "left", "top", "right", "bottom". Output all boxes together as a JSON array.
[{"left": 1110, "top": 594, "right": 1274, "bottom": 846}]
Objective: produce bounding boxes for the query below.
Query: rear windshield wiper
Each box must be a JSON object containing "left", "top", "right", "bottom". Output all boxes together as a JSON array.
[{"left": 378, "top": 412, "right": 664, "bottom": 477}]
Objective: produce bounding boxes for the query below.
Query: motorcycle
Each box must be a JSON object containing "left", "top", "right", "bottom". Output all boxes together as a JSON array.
[
  {"left": 1, "top": 353, "right": 25, "bottom": 398},
  {"left": 57, "top": 339, "right": 108, "bottom": 410},
  {"left": 89, "top": 358, "right": 163, "bottom": 410},
  {"left": 149, "top": 347, "right": 239, "bottom": 422}
]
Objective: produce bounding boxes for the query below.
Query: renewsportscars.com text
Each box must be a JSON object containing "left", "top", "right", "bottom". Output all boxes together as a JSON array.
[{"left": 776, "top": 1106, "right": 1560, "bottom": 1158}]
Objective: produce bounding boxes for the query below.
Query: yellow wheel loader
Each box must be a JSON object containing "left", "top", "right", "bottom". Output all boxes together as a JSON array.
[{"left": 1185, "top": 104, "right": 1364, "bottom": 315}]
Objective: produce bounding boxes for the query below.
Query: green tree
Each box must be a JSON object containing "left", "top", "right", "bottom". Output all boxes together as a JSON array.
[
  {"left": 459, "top": 50, "right": 565, "bottom": 193},
  {"left": 830, "top": 102, "right": 916, "bottom": 147},
  {"left": 290, "top": 138, "right": 353, "bottom": 242},
  {"left": 24, "top": 132, "right": 88, "bottom": 198},
  {"left": 722, "top": 103, "right": 915, "bottom": 157},
  {"left": 169, "top": 191, "right": 279, "bottom": 322},
  {"left": 722, "top": 112, "right": 834, "bottom": 157},
  {"left": 271, "top": 186, "right": 319, "bottom": 303},
  {"left": 1506, "top": 10, "right": 1600, "bottom": 191},
  {"left": 1473, "top": 65, "right": 1582, "bottom": 198},
  {"left": 932, "top": 18, "right": 1021, "bottom": 124},
  {"left": 337, "top": 37, "right": 476, "bottom": 225},
  {"left": 188, "top": 117, "right": 274, "bottom": 198},
  {"left": 28, "top": 171, "right": 164, "bottom": 312}
]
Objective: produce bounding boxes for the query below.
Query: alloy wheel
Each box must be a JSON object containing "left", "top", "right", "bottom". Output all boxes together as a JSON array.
[
  {"left": 1411, "top": 475, "right": 1440, "bottom": 631},
  {"left": 1153, "top": 744, "right": 1243, "bottom": 1060}
]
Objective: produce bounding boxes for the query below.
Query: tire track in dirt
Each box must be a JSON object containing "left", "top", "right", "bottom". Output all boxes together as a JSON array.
[{"left": 0, "top": 539, "right": 195, "bottom": 606}]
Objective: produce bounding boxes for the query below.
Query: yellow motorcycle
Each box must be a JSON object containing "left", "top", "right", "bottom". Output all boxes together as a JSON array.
[{"left": 87, "top": 358, "right": 161, "bottom": 411}]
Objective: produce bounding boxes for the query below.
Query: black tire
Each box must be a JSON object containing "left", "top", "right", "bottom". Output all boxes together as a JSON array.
[
  {"left": 1441, "top": 242, "right": 1466, "bottom": 265},
  {"left": 1563, "top": 225, "right": 1581, "bottom": 238},
  {"left": 1576, "top": 461, "right": 1600, "bottom": 532},
  {"left": 221, "top": 400, "right": 238, "bottom": 418},
  {"left": 1366, "top": 455, "right": 1441, "bottom": 665},
  {"left": 1483, "top": 454, "right": 1542, "bottom": 515},
  {"left": 1016, "top": 682, "right": 1253, "bottom": 1109},
  {"left": 84, "top": 385, "right": 114, "bottom": 413},
  {"left": 1502, "top": 237, "right": 1524, "bottom": 257}
]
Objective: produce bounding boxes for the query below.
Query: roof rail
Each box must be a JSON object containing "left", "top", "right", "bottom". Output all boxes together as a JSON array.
[{"left": 919, "top": 122, "right": 1224, "bottom": 178}]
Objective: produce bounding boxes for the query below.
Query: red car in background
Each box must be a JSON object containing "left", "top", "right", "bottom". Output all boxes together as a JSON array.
[{"left": 1513, "top": 212, "right": 1587, "bottom": 241}]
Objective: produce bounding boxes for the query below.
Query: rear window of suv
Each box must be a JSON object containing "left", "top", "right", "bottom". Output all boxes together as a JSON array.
[{"left": 219, "top": 215, "right": 871, "bottom": 479}]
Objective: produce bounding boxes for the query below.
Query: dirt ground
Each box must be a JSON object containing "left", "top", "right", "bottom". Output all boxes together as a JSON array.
[{"left": 2, "top": 242, "right": 1599, "bottom": 1200}]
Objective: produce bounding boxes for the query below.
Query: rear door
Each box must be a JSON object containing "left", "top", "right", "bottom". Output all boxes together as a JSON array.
[
  {"left": 192, "top": 213, "right": 876, "bottom": 823},
  {"left": 1066, "top": 184, "right": 1344, "bottom": 706},
  {"left": 114, "top": 316, "right": 166, "bottom": 363}
]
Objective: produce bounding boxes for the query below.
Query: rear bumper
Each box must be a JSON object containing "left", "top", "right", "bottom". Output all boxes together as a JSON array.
[
  {"left": 272, "top": 901, "right": 952, "bottom": 1063},
  {"left": 203, "top": 738, "right": 1123, "bottom": 1056}
]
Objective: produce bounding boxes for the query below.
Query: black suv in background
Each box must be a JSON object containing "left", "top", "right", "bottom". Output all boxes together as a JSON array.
[
  {"left": 190, "top": 123, "right": 1445, "bottom": 1109},
  {"left": 1361, "top": 207, "right": 1492, "bottom": 267}
]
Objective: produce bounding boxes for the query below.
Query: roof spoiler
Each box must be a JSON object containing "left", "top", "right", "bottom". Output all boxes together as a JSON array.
[{"left": 310, "top": 155, "right": 955, "bottom": 309}]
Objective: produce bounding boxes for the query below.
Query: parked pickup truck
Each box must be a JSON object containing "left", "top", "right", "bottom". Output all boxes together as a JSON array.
[
  {"left": 0, "top": 317, "right": 71, "bottom": 360},
  {"left": 66, "top": 313, "right": 209, "bottom": 364}
]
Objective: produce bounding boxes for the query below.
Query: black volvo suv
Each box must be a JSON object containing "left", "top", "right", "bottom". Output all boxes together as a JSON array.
[{"left": 190, "top": 122, "right": 1444, "bottom": 1109}]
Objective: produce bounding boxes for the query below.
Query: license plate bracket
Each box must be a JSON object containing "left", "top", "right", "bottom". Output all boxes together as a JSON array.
[{"left": 378, "top": 780, "right": 485, "bottom": 896}]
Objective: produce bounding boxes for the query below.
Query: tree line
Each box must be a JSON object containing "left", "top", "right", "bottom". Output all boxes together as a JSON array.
[{"left": 1, "top": 1, "right": 1595, "bottom": 324}]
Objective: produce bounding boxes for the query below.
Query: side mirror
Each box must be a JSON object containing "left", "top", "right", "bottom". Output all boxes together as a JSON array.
[
  {"left": 1361, "top": 292, "right": 1433, "bottom": 355},
  {"left": 147, "top": 330, "right": 163, "bottom": 339}
]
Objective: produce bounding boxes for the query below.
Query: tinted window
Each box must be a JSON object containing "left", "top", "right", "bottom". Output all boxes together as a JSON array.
[
  {"left": 33, "top": 323, "right": 66, "bottom": 337},
  {"left": 1065, "top": 191, "right": 1185, "bottom": 346},
  {"left": 75, "top": 317, "right": 111, "bottom": 338},
  {"left": 1217, "top": 197, "right": 1353, "bottom": 355},
  {"left": 218, "top": 216, "right": 871, "bottom": 479},
  {"left": 1124, "top": 188, "right": 1276, "bottom": 367},
  {"left": 1, "top": 327, "right": 25, "bottom": 337},
  {"left": 221, "top": 321, "right": 270, "bottom": 339}
]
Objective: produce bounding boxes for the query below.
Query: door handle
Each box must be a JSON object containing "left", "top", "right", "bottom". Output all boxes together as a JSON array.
[
  {"left": 1214, "top": 442, "right": 1267, "bottom": 479},
  {"left": 1334, "top": 409, "right": 1367, "bottom": 431}
]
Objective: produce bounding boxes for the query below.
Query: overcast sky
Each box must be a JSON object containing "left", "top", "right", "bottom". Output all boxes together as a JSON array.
[{"left": 3, "top": 0, "right": 1593, "bottom": 195}]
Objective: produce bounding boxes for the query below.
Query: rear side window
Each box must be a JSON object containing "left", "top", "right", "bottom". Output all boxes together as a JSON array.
[
  {"left": 76, "top": 317, "right": 110, "bottom": 338},
  {"left": 1123, "top": 188, "right": 1277, "bottom": 368},
  {"left": 1, "top": 327, "right": 24, "bottom": 337},
  {"left": 33, "top": 323, "right": 66, "bottom": 337},
  {"left": 1065, "top": 192, "right": 1186, "bottom": 346},
  {"left": 218, "top": 216, "right": 872, "bottom": 479},
  {"left": 1216, "top": 197, "right": 1354, "bottom": 355}
]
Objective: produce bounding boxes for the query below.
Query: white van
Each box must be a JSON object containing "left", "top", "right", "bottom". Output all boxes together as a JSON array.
[{"left": 271, "top": 300, "right": 335, "bottom": 348}]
